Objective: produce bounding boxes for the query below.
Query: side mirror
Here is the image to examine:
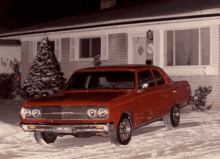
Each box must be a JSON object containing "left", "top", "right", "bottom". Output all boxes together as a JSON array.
[
  {"left": 142, "top": 83, "right": 149, "bottom": 89},
  {"left": 138, "top": 83, "right": 149, "bottom": 92}
]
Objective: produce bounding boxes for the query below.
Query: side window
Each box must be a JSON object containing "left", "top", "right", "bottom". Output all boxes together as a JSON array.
[
  {"left": 138, "top": 70, "right": 155, "bottom": 88},
  {"left": 153, "top": 70, "right": 165, "bottom": 86}
]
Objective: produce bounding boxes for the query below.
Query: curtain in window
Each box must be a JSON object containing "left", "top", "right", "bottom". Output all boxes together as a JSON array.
[
  {"left": 201, "top": 28, "right": 210, "bottom": 65},
  {"left": 175, "top": 29, "right": 199, "bottom": 66},
  {"left": 164, "top": 28, "right": 209, "bottom": 66}
]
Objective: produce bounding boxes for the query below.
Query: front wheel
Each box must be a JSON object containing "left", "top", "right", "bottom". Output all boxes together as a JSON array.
[
  {"left": 110, "top": 114, "right": 132, "bottom": 146},
  {"left": 163, "top": 104, "right": 180, "bottom": 130},
  {"left": 34, "top": 132, "right": 57, "bottom": 145}
]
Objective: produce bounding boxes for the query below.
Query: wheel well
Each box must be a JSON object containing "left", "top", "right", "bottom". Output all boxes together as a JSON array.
[
  {"left": 114, "top": 110, "right": 133, "bottom": 130},
  {"left": 121, "top": 110, "right": 133, "bottom": 125},
  {"left": 175, "top": 103, "right": 180, "bottom": 108}
]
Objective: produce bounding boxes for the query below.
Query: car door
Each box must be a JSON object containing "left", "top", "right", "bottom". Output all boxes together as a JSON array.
[
  {"left": 152, "top": 69, "right": 173, "bottom": 116},
  {"left": 138, "top": 69, "right": 163, "bottom": 123}
]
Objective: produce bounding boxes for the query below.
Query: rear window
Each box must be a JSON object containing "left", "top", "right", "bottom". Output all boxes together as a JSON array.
[{"left": 152, "top": 70, "right": 165, "bottom": 86}]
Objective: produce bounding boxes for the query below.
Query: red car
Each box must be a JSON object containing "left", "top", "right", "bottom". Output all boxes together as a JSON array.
[{"left": 20, "top": 65, "right": 191, "bottom": 146}]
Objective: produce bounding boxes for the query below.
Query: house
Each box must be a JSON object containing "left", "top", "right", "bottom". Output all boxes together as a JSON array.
[
  {"left": 0, "top": 27, "right": 21, "bottom": 73},
  {"left": 0, "top": 0, "right": 219, "bottom": 107}
]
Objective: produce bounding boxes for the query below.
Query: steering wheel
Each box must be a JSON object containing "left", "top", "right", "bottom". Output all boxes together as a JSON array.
[{"left": 112, "top": 82, "right": 133, "bottom": 89}]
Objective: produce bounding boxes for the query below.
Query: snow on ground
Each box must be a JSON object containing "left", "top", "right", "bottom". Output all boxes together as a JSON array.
[
  {"left": 1, "top": 100, "right": 220, "bottom": 159},
  {"left": 0, "top": 121, "right": 22, "bottom": 139}
]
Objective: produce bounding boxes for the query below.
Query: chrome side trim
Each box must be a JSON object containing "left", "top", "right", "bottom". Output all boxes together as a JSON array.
[{"left": 132, "top": 116, "right": 164, "bottom": 130}]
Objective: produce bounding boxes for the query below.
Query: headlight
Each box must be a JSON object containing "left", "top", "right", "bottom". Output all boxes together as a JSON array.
[
  {"left": 32, "top": 109, "right": 41, "bottom": 118},
  {"left": 87, "top": 108, "right": 98, "bottom": 118},
  {"left": 87, "top": 107, "right": 109, "bottom": 119},
  {"left": 20, "top": 107, "right": 32, "bottom": 119},
  {"left": 98, "top": 108, "right": 109, "bottom": 118}
]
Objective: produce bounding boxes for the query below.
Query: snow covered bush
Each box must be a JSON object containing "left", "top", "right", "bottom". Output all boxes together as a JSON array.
[
  {"left": 93, "top": 55, "right": 101, "bottom": 67},
  {"left": 21, "top": 37, "right": 67, "bottom": 100},
  {"left": 190, "top": 86, "right": 213, "bottom": 111},
  {"left": 0, "top": 73, "right": 15, "bottom": 99},
  {"left": 0, "top": 58, "right": 21, "bottom": 99},
  {"left": 9, "top": 58, "right": 21, "bottom": 100}
]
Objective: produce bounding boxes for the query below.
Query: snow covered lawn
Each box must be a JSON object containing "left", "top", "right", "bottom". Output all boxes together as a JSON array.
[{"left": 1, "top": 100, "right": 220, "bottom": 159}]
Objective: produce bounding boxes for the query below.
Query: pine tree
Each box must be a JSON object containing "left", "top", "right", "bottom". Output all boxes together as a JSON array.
[{"left": 21, "top": 37, "right": 66, "bottom": 100}]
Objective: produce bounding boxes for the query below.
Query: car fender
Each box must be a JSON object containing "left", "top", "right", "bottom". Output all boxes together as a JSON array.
[
  {"left": 165, "top": 99, "right": 179, "bottom": 113},
  {"left": 112, "top": 110, "right": 133, "bottom": 130}
]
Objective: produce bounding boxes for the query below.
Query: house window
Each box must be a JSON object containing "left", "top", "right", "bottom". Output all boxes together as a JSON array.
[
  {"left": 79, "top": 37, "right": 101, "bottom": 58},
  {"left": 164, "top": 27, "right": 210, "bottom": 66}
]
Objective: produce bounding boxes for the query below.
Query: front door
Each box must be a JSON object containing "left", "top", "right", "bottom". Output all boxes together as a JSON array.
[
  {"left": 138, "top": 70, "right": 163, "bottom": 123},
  {"left": 133, "top": 37, "right": 146, "bottom": 64}
]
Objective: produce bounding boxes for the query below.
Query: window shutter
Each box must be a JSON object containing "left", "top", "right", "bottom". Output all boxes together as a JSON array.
[
  {"left": 101, "top": 35, "right": 108, "bottom": 60},
  {"left": 55, "top": 39, "right": 61, "bottom": 61},
  {"left": 29, "top": 41, "right": 33, "bottom": 62},
  {"left": 211, "top": 25, "right": 218, "bottom": 65},
  {"left": 70, "top": 37, "right": 76, "bottom": 61}
]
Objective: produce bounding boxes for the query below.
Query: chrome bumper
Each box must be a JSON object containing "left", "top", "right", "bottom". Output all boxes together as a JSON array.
[{"left": 20, "top": 123, "right": 114, "bottom": 134}]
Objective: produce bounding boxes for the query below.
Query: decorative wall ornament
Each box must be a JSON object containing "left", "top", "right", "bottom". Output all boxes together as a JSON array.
[
  {"left": 138, "top": 46, "right": 144, "bottom": 55},
  {"left": 133, "top": 37, "right": 139, "bottom": 43},
  {"left": 147, "top": 30, "right": 153, "bottom": 40},
  {"left": 147, "top": 43, "right": 154, "bottom": 54}
]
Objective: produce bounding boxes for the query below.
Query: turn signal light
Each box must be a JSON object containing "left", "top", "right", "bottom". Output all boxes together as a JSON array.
[
  {"left": 96, "top": 126, "right": 104, "bottom": 129},
  {"left": 28, "top": 126, "right": 36, "bottom": 129}
]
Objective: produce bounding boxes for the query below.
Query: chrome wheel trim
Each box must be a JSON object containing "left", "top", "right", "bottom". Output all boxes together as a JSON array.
[
  {"left": 119, "top": 118, "right": 131, "bottom": 141},
  {"left": 172, "top": 106, "right": 180, "bottom": 124}
]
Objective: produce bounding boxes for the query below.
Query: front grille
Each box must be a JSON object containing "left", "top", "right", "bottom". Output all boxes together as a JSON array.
[
  {"left": 40, "top": 106, "right": 89, "bottom": 120},
  {"left": 24, "top": 106, "right": 108, "bottom": 120},
  {"left": 41, "top": 106, "right": 62, "bottom": 119}
]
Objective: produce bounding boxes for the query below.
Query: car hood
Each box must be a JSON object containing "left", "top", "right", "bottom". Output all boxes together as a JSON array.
[{"left": 24, "top": 91, "right": 128, "bottom": 106}]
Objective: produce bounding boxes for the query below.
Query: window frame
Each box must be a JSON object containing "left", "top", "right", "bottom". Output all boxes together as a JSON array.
[
  {"left": 152, "top": 70, "right": 166, "bottom": 86},
  {"left": 162, "top": 25, "right": 218, "bottom": 76},
  {"left": 137, "top": 69, "right": 156, "bottom": 89},
  {"left": 164, "top": 27, "right": 211, "bottom": 67},
  {"left": 78, "top": 36, "right": 102, "bottom": 61}
]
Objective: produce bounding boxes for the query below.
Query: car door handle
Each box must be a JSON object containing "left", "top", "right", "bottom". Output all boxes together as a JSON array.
[{"left": 173, "top": 90, "right": 178, "bottom": 94}]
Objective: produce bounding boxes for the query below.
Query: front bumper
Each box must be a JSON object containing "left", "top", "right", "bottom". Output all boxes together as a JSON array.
[{"left": 20, "top": 123, "right": 114, "bottom": 135}]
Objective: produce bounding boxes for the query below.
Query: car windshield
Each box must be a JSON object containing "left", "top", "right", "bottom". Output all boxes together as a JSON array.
[{"left": 64, "top": 71, "right": 135, "bottom": 90}]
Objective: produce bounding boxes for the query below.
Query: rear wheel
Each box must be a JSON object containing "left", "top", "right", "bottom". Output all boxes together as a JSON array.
[
  {"left": 34, "top": 132, "right": 57, "bottom": 145},
  {"left": 110, "top": 114, "right": 132, "bottom": 146},
  {"left": 163, "top": 105, "right": 180, "bottom": 130}
]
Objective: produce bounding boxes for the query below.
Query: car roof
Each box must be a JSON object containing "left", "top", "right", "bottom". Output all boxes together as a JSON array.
[{"left": 75, "top": 64, "right": 160, "bottom": 72}]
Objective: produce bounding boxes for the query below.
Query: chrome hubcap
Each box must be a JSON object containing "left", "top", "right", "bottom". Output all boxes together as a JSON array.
[
  {"left": 119, "top": 118, "right": 131, "bottom": 141},
  {"left": 172, "top": 106, "right": 180, "bottom": 123}
]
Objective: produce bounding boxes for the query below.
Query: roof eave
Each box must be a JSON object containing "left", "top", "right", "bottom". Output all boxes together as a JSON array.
[{"left": 1, "top": 8, "right": 220, "bottom": 39}]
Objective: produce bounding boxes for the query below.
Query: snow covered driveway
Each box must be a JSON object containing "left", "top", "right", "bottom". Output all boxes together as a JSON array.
[{"left": 1, "top": 109, "right": 220, "bottom": 159}]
